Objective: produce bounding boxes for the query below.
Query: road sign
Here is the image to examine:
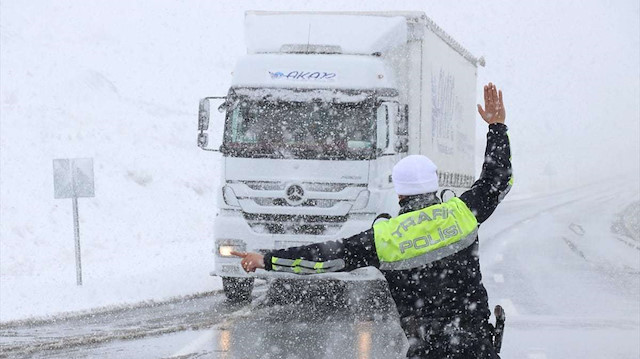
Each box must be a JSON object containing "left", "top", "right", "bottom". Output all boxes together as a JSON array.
[
  {"left": 53, "top": 158, "right": 95, "bottom": 199},
  {"left": 53, "top": 158, "right": 95, "bottom": 286}
]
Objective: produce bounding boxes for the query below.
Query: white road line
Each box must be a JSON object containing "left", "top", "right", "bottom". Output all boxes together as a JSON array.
[
  {"left": 493, "top": 274, "right": 504, "bottom": 283},
  {"left": 170, "top": 330, "right": 215, "bottom": 357}
]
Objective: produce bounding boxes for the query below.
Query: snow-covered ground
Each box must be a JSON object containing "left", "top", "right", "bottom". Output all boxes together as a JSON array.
[
  {"left": 1, "top": 0, "right": 638, "bottom": 339},
  {"left": 482, "top": 181, "right": 640, "bottom": 358},
  {"left": 1, "top": 1, "right": 228, "bottom": 320}
]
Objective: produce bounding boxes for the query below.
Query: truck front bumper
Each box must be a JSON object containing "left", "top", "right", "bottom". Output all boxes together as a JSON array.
[
  {"left": 210, "top": 266, "right": 385, "bottom": 281},
  {"left": 211, "top": 211, "right": 384, "bottom": 281}
]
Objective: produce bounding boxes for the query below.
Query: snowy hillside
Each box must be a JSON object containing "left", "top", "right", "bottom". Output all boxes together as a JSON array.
[
  {"left": 1, "top": 0, "right": 639, "bottom": 326},
  {"left": 0, "top": 1, "right": 231, "bottom": 319}
]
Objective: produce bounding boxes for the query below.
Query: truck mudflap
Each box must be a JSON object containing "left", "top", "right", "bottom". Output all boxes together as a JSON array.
[{"left": 211, "top": 266, "right": 386, "bottom": 282}]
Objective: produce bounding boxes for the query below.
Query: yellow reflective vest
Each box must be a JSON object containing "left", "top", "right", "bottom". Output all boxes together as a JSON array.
[{"left": 373, "top": 197, "right": 479, "bottom": 270}]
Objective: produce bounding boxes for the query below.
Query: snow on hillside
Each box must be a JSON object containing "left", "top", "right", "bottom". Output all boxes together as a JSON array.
[
  {"left": 0, "top": 1, "right": 231, "bottom": 320},
  {"left": 1, "top": 0, "right": 639, "bottom": 321}
]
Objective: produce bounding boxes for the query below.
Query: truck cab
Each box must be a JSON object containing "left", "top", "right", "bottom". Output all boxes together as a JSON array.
[{"left": 198, "top": 11, "right": 481, "bottom": 302}]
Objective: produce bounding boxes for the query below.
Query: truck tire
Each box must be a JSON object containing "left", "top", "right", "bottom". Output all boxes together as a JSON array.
[{"left": 222, "top": 277, "right": 254, "bottom": 303}]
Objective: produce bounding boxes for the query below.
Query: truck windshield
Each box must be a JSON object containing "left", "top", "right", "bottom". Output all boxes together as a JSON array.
[{"left": 222, "top": 97, "right": 376, "bottom": 160}]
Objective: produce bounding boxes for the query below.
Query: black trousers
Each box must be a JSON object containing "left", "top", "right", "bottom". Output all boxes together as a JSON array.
[{"left": 401, "top": 316, "right": 500, "bottom": 359}]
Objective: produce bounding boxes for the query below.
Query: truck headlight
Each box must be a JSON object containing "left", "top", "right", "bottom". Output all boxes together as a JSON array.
[{"left": 216, "top": 239, "right": 246, "bottom": 257}]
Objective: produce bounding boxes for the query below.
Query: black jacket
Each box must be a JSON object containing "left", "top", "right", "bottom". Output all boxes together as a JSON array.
[{"left": 264, "top": 123, "right": 511, "bottom": 355}]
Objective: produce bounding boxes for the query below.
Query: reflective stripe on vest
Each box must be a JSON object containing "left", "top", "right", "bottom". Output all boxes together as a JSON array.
[
  {"left": 271, "top": 257, "right": 345, "bottom": 274},
  {"left": 373, "top": 197, "right": 479, "bottom": 270}
]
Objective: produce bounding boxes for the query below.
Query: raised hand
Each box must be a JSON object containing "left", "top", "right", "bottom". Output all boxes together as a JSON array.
[
  {"left": 477, "top": 82, "right": 506, "bottom": 125},
  {"left": 230, "top": 251, "right": 265, "bottom": 273}
]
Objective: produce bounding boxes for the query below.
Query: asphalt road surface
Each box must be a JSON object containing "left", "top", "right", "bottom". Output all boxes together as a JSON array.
[{"left": 0, "top": 282, "right": 407, "bottom": 359}]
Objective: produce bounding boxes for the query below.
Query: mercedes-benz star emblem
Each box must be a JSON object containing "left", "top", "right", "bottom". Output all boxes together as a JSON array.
[{"left": 285, "top": 184, "right": 305, "bottom": 206}]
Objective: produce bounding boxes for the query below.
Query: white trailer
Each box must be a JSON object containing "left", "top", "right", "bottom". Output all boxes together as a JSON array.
[{"left": 197, "top": 11, "right": 483, "bottom": 302}]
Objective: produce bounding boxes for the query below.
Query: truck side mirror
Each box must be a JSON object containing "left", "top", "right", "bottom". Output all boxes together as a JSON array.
[
  {"left": 198, "top": 97, "right": 227, "bottom": 151},
  {"left": 198, "top": 99, "right": 210, "bottom": 131}
]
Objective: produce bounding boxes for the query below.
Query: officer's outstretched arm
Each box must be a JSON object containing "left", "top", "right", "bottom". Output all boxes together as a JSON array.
[
  {"left": 460, "top": 83, "right": 512, "bottom": 224},
  {"left": 233, "top": 230, "right": 379, "bottom": 274}
]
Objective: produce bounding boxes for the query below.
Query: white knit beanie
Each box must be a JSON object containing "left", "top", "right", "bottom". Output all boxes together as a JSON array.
[{"left": 392, "top": 155, "right": 439, "bottom": 195}]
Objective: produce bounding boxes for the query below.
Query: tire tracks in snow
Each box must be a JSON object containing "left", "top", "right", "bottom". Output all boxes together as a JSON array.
[
  {"left": 480, "top": 186, "right": 633, "bottom": 314},
  {"left": 0, "top": 288, "right": 265, "bottom": 358},
  {"left": 481, "top": 184, "right": 640, "bottom": 357}
]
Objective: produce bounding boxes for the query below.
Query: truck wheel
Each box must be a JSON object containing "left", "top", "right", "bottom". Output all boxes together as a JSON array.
[{"left": 222, "top": 277, "right": 254, "bottom": 303}]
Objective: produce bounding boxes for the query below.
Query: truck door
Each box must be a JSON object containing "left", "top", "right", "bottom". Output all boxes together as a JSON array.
[{"left": 372, "top": 101, "right": 404, "bottom": 216}]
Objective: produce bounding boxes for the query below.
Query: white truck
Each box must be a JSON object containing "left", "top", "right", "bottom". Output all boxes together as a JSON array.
[{"left": 197, "top": 11, "right": 483, "bottom": 302}]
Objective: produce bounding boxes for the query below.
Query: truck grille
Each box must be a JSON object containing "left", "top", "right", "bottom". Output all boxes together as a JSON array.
[
  {"left": 253, "top": 197, "right": 338, "bottom": 208},
  {"left": 242, "top": 181, "right": 352, "bottom": 192},
  {"left": 231, "top": 181, "right": 366, "bottom": 235},
  {"left": 243, "top": 213, "right": 348, "bottom": 235}
]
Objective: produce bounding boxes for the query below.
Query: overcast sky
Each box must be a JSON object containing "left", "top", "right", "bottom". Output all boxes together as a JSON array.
[{"left": 1, "top": 0, "right": 639, "bottom": 194}]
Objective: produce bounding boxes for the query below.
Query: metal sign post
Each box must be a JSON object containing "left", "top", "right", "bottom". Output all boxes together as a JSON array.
[
  {"left": 72, "top": 197, "right": 82, "bottom": 285},
  {"left": 53, "top": 158, "right": 95, "bottom": 286}
]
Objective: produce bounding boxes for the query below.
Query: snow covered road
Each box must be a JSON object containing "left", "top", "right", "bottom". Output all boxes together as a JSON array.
[
  {"left": 0, "top": 290, "right": 245, "bottom": 358},
  {"left": 481, "top": 180, "right": 640, "bottom": 358},
  {"left": 0, "top": 283, "right": 407, "bottom": 358},
  {"left": 1, "top": 181, "right": 638, "bottom": 358}
]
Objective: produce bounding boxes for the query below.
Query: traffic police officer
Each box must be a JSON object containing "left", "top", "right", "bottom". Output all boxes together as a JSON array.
[{"left": 233, "top": 82, "right": 511, "bottom": 358}]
